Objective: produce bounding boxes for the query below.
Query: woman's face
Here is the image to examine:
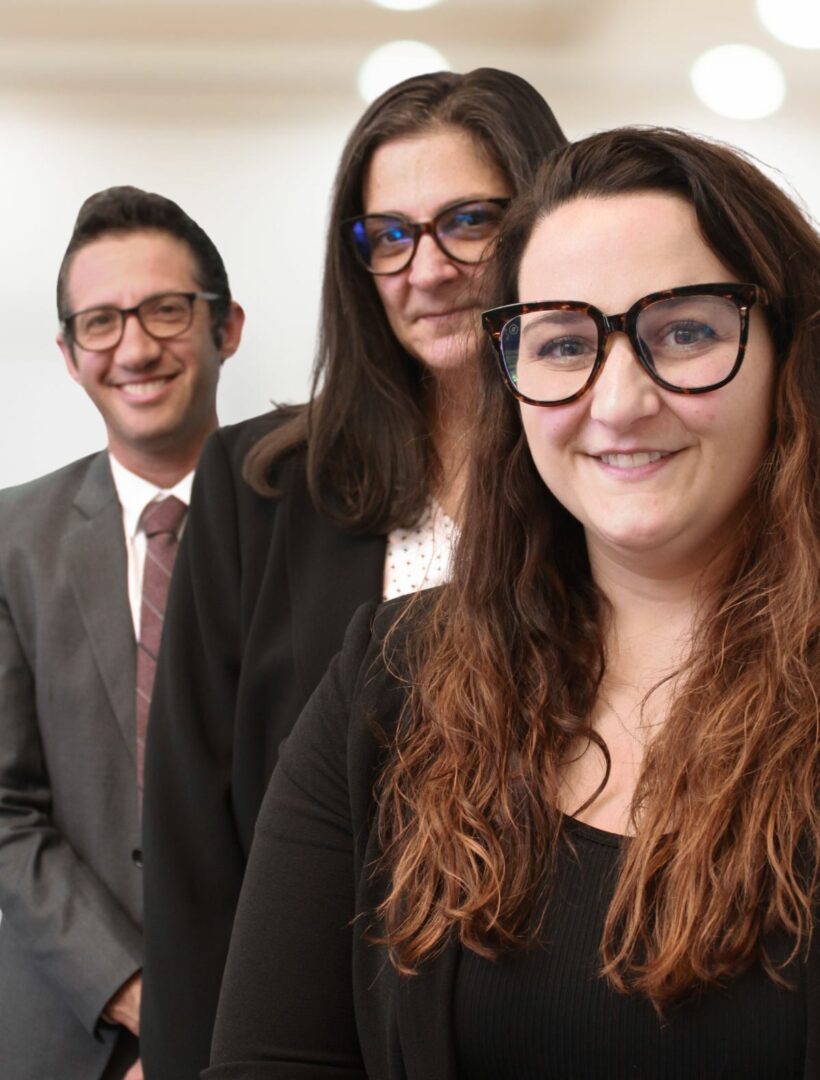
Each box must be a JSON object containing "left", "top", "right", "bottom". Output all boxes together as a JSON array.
[
  {"left": 517, "top": 191, "right": 776, "bottom": 577},
  {"left": 363, "top": 126, "right": 511, "bottom": 376}
]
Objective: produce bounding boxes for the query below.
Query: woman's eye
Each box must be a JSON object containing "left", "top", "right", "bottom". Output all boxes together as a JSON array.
[
  {"left": 443, "top": 206, "right": 500, "bottom": 235},
  {"left": 536, "top": 336, "right": 593, "bottom": 361},
  {"left": 451, "top": 210, "right": 486, "bottom": 228},
  {"left": 663, "top": 321, "right": 717, "bottom": 348},
  {"left": 372, "top": 225, "right": 412, "bottom": 250}
]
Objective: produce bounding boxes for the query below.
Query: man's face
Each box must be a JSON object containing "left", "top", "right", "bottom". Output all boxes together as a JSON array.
[{"left": 58, "top": 229, "right": 243, "bottom": 476}]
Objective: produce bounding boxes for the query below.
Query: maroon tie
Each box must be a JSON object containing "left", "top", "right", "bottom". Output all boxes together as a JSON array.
[{"left": 135, "top": 496, "right": 187, "bottom": 800}]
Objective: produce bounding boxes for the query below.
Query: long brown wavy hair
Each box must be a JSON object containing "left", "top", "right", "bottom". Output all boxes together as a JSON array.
[
  {"left": 376, "top": 128, "right": 820, "bottom": 1009},
  {"left": 243, "top": 68, "right": 565, "bottom": 532}
]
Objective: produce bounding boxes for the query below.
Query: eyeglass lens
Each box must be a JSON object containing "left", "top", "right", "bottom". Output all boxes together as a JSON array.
[
  {"left": 71, "top": 293, "right": 196, "bottom": 350},
  {"left": 500, "top": 294, "right": 743, "bottom": 402},
  {"left": 351, "top": 200, "right": 507, "bottom": 273}
]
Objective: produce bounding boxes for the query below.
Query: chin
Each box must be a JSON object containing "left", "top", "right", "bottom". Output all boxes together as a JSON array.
[
  {"left": 415, "top": 340, "right": 472, "bottom": 373},
  {"left": 120, "top": 419, "right": 187, "bottom": 452},
  {"left": 598, "top": 526, "right": 725, "bottom": 577},
  {"left": 593, "top": 518, "right": 683, "bottom": 555}
]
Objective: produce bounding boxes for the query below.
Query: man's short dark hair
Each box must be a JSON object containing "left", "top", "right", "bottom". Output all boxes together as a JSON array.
[{"left": 57, "top": 185, "right": 232, "bottom": 345}]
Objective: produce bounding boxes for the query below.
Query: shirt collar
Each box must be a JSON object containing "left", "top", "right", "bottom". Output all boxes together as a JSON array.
[{"left": 108, "top": 453, "right": 194, "bottom": 539}]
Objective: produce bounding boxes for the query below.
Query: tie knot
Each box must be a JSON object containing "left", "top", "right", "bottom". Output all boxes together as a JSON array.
[{"left": 139, "top": 495, "right": 187, "bottom": 539}]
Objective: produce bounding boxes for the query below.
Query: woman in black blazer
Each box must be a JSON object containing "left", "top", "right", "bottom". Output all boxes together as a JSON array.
[
  {"left": 207, "top": 129, "right": 819, "bottom": 1078},
  {"left": 139, "top": 68, "right": 566, "bottom": 1080}
]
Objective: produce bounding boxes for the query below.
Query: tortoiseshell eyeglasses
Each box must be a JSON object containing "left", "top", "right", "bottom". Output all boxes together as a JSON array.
[
  {"left": 344, "top": 198, "right": 511, "bottom": 275},
  {"left": 482, "top": 282, "right": 768, "bottom": 406}
]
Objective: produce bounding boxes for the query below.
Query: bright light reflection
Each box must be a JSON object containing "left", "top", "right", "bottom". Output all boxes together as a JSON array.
[
  {"left": 370, "top": 0, "right": 443, "bottom": 9},
  {"left": 757, "top": 0, "right": 820, "bottom": 49},
  {"left": 690, "top": 44, "right": 786, "bottom": 119},
  {"left": 358, "top": 41, "right": 449, "bottom": 103}
]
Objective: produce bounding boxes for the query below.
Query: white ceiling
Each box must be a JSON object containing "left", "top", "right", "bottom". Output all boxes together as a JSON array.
[{"left": 0, "top": 0, "right": 816, "bottom": 109}]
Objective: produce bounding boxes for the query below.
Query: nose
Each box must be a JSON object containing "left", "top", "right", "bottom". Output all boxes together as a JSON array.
[
  {"left": 588, "top": 333, "right": 662, "bottom": 428},
  {"left": 406, "top": 232, "right": 460, "bottom": 289},
  {"left": 113, "top": 311, "right": 163, "bottom": 368}
]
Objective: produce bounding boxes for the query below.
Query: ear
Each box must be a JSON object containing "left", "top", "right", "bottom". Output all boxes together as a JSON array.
[
  {"left": 218, "top": 301, "right": 245, "bottom": 363},
  {"left": 57, "top": 333, "right": 82, "bottom": 384}
]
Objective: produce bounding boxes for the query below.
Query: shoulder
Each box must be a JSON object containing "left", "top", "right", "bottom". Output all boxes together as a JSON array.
[
  {"left": 370, "top": 587, "right": 440, "bottom": 665},
  {"left": 0, "top": 452, "right": 107, "bottom": 543},
  {"left": 195, "top": 408, "right": 307, "bottom": 505},
  {"left": 0, "top": 452, "right": 103, "bottom": 507},
  {"left": 347, "top": 588, "right": 441, "bottom": 678},
  {"left": 211, "top": 407, "right": 298, "bottom": 458},
  {"left": 278, "top": 595, "right": 414, "bottom": 745},
  {"left": 321, "top": 590, "right": 437, "bottom": 684},
  {"left": 205, "top": 407, "right": 305, "bottom": 474},
  {"left": 299, "top": 590, "right": 438, "bottom": 756}
]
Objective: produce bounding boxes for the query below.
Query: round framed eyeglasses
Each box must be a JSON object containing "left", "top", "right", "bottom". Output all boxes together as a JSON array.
[
  {"left": 482, "top": 283, "right": 768, "bottom": 406},
  {"left": 344, "top": 198, "right": 511, "bottom": 275},
  {"left": 64, "top": 291, "right": 221, "bottom": 352}
]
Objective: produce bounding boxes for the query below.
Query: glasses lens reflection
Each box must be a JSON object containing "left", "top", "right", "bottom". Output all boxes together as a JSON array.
[
  {"left": 434, "top": 200, "right": 507, "bottom": 264},
  {"left": 349, "top": 199, "right": 507, "bottom": 274},
  {"left": 502, "top": 310, "right": 598, "bottom": 402},
  {"left": 351, "top": 217, "right": 414, "bottom": 274}
]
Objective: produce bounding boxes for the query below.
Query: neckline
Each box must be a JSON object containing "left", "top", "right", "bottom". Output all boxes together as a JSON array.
[{"left": 562, "top": 812, "right": 626, "bottom": 849}]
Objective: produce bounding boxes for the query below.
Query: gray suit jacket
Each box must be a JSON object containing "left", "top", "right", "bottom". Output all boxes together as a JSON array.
[{"left": 0, "top": 452, "right": 143, "bottom": 1080}]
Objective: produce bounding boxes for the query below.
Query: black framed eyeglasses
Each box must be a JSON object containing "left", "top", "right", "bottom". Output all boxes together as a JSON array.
[
  {"left": 482, "top": 283, "right": 768, "bottom": 406},
  {"left": 63, "top": 291, "right": 221, "bottom": 352},
  {"left": 344, "top": 197, "right": 511, "bottom": 275}
]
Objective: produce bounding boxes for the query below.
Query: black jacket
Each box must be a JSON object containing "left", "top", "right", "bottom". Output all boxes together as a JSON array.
[
  {"left": 140, "top": 412, "right": 386, "bottom": 1080},
  {"left": 206, "top": 599, "right": 819, "bottom": 1080}
]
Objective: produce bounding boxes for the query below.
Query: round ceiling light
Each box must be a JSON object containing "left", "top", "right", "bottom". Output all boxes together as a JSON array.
[
  {"left": 370, "top": 0, "right": 443, "bottom": 9},
  {"left": 357, "top": 40, "right": 449, "bottom": 103},
  {"left": 756, "top": 0, "right": 820, "bottom": 49},
  {"left": 690, "top": 44, "right": 786, "bottom": 119}
]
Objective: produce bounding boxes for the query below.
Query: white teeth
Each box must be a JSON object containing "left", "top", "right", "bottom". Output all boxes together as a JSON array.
[
  {"left": 599, "top": 451, "right": 668, "bottom": 468},
  {"left": 121, "top": 379, "right": 169, "bottom": 396}
]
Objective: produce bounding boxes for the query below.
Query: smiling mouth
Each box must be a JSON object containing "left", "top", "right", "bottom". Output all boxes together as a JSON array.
[
  {"left": 597, "top": 450, "right": 672, "bottom": 468},
  {"left": 117, "top": 377, "right": 174, "bottom": 397}
]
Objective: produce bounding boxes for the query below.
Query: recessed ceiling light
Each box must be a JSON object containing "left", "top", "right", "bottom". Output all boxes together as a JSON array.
[
  {"left": 357, "top": 40, "right": 449, "bottom": 104},
  {"left": 691, "top": 44, "right": 786, "bottom": 119},
  {"left": 757, "top": 0, "right": 820, "bottom": 49},
  {"left": 370, "top": 0, "right": 443, "bottom": 10}
]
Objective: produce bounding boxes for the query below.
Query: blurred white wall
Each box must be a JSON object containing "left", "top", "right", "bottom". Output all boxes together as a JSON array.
[{"left": 1, "top": 0, "right": 818, "bottom": 488}]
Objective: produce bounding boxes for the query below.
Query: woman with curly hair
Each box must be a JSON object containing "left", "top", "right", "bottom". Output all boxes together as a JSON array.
[{"left": 208, "top": 128, "right": 819, "bottom": 1079}]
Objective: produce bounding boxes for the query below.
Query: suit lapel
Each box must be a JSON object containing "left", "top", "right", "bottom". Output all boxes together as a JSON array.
[
  {"left": 286, "top": 462, "right": 386, "bottom": 699},
  {"left": 64, "top": 453, "right": 136, "bottom": 763}
]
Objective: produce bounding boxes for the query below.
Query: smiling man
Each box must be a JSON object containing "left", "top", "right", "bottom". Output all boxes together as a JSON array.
[{"left": 0, "top": 187, "right": 243, "bottom": 1080}]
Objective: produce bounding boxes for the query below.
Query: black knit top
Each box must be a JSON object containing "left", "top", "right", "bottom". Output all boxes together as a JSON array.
[{"left": 454, "top": 816, "right": 805, "bottom": 1079}]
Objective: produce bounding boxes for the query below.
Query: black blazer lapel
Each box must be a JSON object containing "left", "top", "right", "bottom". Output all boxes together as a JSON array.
[
  {"left": 396, "top": 941, "right": 460, "bottom": 1080},
  {"left": 64, "top": 454, "right": 136, "bottom": 762},
  {"left": 806, "top": 924, "right": 819, "bottom": 1079},
  {"left": 286, "top": 464, "right": 386, "bottom": 699}
]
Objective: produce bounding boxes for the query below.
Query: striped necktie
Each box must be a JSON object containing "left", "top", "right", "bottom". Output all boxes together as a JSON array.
[{"left": 135, "top": 495, "right": 187, "bottom": 801}]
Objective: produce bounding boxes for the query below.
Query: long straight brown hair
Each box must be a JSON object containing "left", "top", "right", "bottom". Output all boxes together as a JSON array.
[
  {"left": 243, "top": 68, "right": 565, "bottom": 532},
  {"left": 376, "top": 128, "right": 820, "bottom": 1009}
]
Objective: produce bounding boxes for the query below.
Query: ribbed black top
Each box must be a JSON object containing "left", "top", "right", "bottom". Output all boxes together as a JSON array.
[{"left": 454, "top": 816, "right": 805, "bottom": 1079}]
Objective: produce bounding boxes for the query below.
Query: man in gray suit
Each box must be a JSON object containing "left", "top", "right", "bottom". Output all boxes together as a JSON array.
[{"left": 0, "top": 187, "right": 244, "bottom": 1079}]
